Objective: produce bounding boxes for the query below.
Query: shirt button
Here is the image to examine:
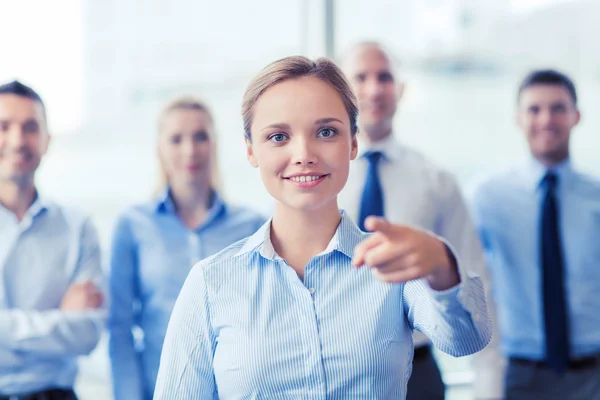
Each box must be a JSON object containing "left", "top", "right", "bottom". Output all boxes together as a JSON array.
[{"left": 309, "top": 288, "right": 316, "bottom": 294}]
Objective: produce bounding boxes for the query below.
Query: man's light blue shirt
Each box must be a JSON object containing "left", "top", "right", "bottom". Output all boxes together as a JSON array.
[
  {"left": 154, "top": 211, "right": 491, "bottom": 399},
  {"left": 108, "top": 190, "right": 265, "bottom": 400},
  {"left": 470, "top": 159, "right": 600, "bottom": 360},
  {"left": 0, "top": 196, "right": 105, "bottom": 395}
]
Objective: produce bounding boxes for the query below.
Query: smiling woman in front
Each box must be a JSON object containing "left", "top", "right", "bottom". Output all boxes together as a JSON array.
[{"left": 153, "top": 56, "right": 491, "bottom": 399}]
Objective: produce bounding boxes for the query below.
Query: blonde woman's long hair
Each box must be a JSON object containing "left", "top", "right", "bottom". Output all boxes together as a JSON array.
[{"left": 155, "top": 96, "right": 223, "bottom": 197}]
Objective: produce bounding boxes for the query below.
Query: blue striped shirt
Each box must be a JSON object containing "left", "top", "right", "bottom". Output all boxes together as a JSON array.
[
  {"left": 108, "top": 190, "right": 266, "bottom": 400},
  {"left": 469, "top": 158, "right": 600, "bottom": 359},
  {"left": 154, "top": 211, "right": 491, "bottom": 399},
  {"left": 0, "top": 196, "right": 105, "bottom": 395}
]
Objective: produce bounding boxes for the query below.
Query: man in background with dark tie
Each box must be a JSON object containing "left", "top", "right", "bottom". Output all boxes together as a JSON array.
[
  {"left": 469, "top": 70, "right": 600, "bottom": 399},
  {"left": 339, "top": 41, "right": 503, "bottom": 399}
]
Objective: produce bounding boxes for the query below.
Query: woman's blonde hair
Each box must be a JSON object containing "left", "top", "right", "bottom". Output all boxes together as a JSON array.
[
  {"left": 155, "top": 96, "right": 222, "bottom": 195},
  {"left": 242, "top": 56, "right": 359, "bottom": 140}
]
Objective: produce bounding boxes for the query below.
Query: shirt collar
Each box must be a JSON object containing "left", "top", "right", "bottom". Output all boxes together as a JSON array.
[
  {"left": 0, "top": 190, "right": 49, "bottom": 221},
  {"left": 523, "top": 157, "right": 573, "bottom": 192},
  {"left": 154, "top": 188, "right": 176, "bottom": 213},
  {"left": 154, "top": 187, "right": 227, "bottom": 226},
  {"left": 236, "top": 210, "right": 365, "bottom": 261},
  {"left": 357, "top": 133, "right": 402, "bottom": 162},
  {"left": 28, "top": 193, "right": 50, "bottom": 217}
]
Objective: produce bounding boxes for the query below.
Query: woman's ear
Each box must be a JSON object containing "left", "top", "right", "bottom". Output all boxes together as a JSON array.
[
  {"left": 245, "top": 138, "right": 259, "bottom": 168},
  {"left": 350, "top": 135, "right": 358, "bottom": 160}
]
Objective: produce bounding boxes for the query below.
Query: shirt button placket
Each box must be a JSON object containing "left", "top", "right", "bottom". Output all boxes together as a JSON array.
[
  {"left": 188, "top": 232, "right": 200, "bottom": 265},
  {"left": 303, "top": 262, "right": 327, "bottom": 398}
]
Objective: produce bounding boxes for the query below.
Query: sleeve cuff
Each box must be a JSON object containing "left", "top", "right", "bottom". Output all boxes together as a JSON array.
[{"left": 427, "top": 235, "right": 489, "bottom": 327}]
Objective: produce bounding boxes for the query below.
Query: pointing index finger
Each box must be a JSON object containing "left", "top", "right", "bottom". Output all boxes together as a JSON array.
[{"left": 352, "top": 232, "right": 385, "bottom": 267}]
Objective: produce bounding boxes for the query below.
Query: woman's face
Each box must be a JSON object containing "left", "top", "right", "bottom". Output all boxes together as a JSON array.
[
  {"left": 158, "top": 108, "right": 214, "bottom": 188},
  {"left": 246, "top": 76, "right": 358, "bottom": 213}
]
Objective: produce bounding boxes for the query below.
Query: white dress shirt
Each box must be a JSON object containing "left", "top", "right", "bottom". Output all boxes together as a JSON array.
[{"left": 338, "top": 134, "right": 504, "bottom": 398}]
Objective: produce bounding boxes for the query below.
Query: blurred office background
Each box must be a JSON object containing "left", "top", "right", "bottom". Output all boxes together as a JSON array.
[{"left": 1, "top": 0, "right": 599, "bottom": 398}]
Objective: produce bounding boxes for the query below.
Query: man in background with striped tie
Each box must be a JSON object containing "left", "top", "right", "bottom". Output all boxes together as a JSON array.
[
  {"left": 469, "top": 70, "right": 600, "bottom": 399},
  {"left": 338, "top": 41, "right": 503, "bottom": 399}
]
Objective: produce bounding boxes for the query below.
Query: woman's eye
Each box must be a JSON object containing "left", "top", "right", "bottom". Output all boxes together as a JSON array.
[
  {"left": 318, "top": 128, "right": 336, "bottom": 138},
  {"left": 270, "top": 133, "right": 286, "bottom": 142},
  {"left": 170, "top": 136, "right": 182, "bottom": 144}
]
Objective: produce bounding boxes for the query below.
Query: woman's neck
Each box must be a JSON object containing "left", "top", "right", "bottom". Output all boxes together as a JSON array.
[
  {"left": 169, "top": 181, "right": 213, "bottom": 229},
  {"left": 270, "top": 200, "right": 342, "bottom": 278},
  {"left": 0, "top": 179, "right": 36, "bottom": 221}
]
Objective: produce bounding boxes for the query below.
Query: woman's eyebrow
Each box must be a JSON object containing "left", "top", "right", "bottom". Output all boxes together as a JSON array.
[
  {"left": 261, "top": 122, "right": 290, "bottom": 132},
  {"left": 314, "top": 118, "right": 343, "bottom": 125}
]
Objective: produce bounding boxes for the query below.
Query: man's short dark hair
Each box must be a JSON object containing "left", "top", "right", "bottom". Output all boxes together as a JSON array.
[
  {"left": 0, "top": 80, "right": 47, "bottom": 124},
  {"left": 0, "top": 80, "right": 44, "bottom": 103},
  {"left": 517, "top": 69, "right": 578, "bottom": 106}
]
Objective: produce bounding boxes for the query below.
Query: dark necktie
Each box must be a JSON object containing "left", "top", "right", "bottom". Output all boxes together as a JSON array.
[
  {"left": 358, "top": 151, "right": 384, "bottom": 231},
  {"left": 540, "top": 171, "right": 570, "bottom": 374}
]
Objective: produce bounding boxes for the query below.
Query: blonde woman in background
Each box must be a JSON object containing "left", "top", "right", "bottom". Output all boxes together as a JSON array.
[{"left": 108, "top": 97, "right": 265, "bottom": 400}]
